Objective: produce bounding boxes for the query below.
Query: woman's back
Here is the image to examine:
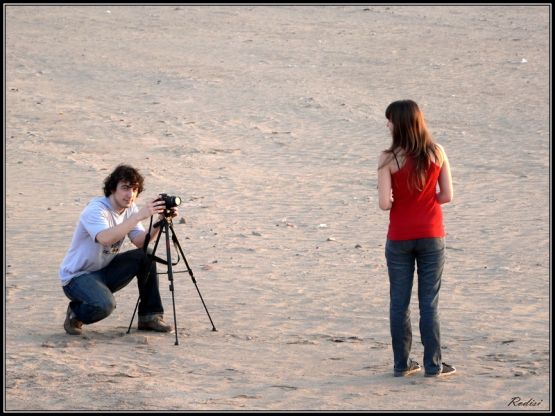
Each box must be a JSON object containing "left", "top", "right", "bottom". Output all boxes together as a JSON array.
[{"left": 388, "top": 155, "right": 444, "bottom": 240}]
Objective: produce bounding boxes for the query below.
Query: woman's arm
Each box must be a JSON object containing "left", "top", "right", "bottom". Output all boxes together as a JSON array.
[
  {"left": 436, "top": 144, "right": 453, "bottom": 204},
  {"left": 378, "top": 152, "right": 394, "bottom": 210}
]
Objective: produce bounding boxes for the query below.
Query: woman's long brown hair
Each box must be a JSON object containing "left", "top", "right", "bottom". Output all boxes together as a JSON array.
[{"left": 383, "top": 100, "right": 439, "bottom": 191}]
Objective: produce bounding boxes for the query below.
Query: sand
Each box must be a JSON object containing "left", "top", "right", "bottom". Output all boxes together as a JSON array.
[{"left": 4, "top": 4, "right": 550, "bottom": 411}]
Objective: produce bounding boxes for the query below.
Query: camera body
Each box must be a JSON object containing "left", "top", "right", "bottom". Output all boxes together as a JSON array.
[{"left": 157, "top": 193, "right": 182, "bottom": 209}]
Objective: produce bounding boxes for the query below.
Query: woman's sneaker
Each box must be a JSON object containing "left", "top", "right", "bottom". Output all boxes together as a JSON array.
[
  {"left": 425, "top": 363, "right": 456, "bottom": 377},
  {"left": 394, "top": 359, "right": 422, "bottom": 377}
]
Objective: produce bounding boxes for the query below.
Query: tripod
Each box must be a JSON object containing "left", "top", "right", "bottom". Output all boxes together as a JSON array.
[{"left": 127, "top": 212, "right": 217, "bottom": 345}]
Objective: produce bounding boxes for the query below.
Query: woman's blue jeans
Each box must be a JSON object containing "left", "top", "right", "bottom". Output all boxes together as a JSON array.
[
  {"left": 385, "top": 237, "right": 444, "bottom": 375},
  {"left": 63, "top": 249, "right": 164, "bottom": 324}
]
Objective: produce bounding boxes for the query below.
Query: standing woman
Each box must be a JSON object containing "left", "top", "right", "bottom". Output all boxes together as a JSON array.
[{"left": 377, "top": 100, "right": 455, "bottom": 377}]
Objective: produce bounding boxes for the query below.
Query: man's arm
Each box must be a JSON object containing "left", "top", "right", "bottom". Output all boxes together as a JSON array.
[
  {"left": 130, "top": 207, "right": 180, "bottom": 249},
  {"left": 96, "top": 198, "right": 166, "bottom": 247},
  {"left": 131, "top": 221, "right": 162, "bottom": 249}
]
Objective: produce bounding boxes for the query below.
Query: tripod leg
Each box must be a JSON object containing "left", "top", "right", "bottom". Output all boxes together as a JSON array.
[
  {"left": 127, "top": 220, "right": 164, "bottom": 333},
  {"left": 169, "top": 223, "right": 217, "bottom": 332},
  {"left": 127, "top": 297, "right": 141, "bottom": 333},
  {"left": 164, "top": 221, "right": 180, "bottom": 345}
]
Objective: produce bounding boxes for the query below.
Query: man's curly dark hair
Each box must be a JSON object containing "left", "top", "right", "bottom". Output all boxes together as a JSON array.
[{"left": 103, "top": 164, "right": 145, "bottom": 197}]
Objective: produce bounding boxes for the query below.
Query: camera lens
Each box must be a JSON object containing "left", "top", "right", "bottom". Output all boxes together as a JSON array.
[
  {"left": 158, "top": 193, "right": 181, "bottom": 209},
  {"left": 164, "top": 195, "right": 181, "bottom": 208}
]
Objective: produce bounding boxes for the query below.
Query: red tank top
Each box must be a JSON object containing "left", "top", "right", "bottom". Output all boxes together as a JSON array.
[{"left": 387, "top": 157, "right": 445, "bottom": 240}]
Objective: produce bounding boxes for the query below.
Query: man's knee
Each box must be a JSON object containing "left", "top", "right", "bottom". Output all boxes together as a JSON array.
[{"left": 89, "top": 297, "right": 116, "bottom": 322}]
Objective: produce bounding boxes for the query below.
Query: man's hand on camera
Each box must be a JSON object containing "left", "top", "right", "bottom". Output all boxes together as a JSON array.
[{"left": 138, "top": 198, "right": 167, "bottom": 221}]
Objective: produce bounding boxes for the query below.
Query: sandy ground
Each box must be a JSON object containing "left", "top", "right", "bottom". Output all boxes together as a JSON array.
[{"left": 4, "top": 5, "right": 550, "bottom": 412}]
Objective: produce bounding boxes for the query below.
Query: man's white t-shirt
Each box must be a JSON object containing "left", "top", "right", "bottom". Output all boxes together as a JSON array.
[{"left": 59, "top": 196, "right": 145, "bottom": 285}]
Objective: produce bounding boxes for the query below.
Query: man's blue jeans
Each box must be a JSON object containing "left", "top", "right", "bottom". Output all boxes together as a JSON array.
[
  {"left": 63, "top": 249, "right": 164, "bottom": 324},
  {"left": 385, "top": 237, "right": 445, "bottom": 375}
]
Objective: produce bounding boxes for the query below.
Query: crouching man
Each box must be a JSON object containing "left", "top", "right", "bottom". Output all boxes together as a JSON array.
[{"left": 59, "top": 164, "right": 177, "bottom": 335}]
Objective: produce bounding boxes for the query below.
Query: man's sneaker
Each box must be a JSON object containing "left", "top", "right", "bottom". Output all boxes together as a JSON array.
[
  {"left": 394, "top": 359, "right": 422, "bottom": 377},
  {"left": 64, "top": 305, "right": 83, "bottom": 335},
  {"left": 425, "top": 363, "right": 456, "bottom": 377},
  {"left": 138, "top": 316, "right": 174, "bottom": 333}
]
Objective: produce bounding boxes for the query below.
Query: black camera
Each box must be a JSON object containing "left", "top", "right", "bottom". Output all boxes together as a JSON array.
[{"left": 157, "top": 193, "right": 182, "bottom": 209}]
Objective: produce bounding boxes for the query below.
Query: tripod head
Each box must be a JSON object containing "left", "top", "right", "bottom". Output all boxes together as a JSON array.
[{"left": 153, "top": 209, "right": 177, "bottom": 229}]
